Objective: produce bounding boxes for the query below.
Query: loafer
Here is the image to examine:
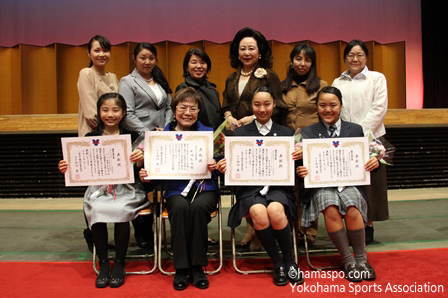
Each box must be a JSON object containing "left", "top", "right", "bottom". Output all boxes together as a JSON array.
[
  {"left": 357, "top": 261, "right": 376, "bottom": 280},
  {"left": 109, "top": 260, "right": 125, "bottom": 288},
  {"left": 173, "top": 269, "right": 189, "bottom": 290},
  {"left": 191, "top": 266, "right": 209, "bottom": 289},
  {"left": 343, "top": 263, "right": 362, "bottom": 282},
  {"left": 273, "top": 266, "right": 288, "bottom": 286},
  {"left": 95, "top": 259, "right": 110, "bottom": 288},
  {"left": 235, "top": 240, "right": 251, "bottom": 250},
  {"left": 208, "top": 238, "right": 219, "bottom": 246},
  {"left": 286, "top": 263, "right": 304, "bottom": 285}
]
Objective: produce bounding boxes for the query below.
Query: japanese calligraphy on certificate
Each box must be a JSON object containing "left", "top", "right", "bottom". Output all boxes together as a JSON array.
[
  {"left": 61, "top": 135, "right": 134, "bottom": 186},
  {"left": 302, "top": 137, "right": 370, "bottom": 188},
  {"left": 144, "top": 131, "right": 213, "bottom": 180},
  {"left": 225, "top": 136, "right": 295, "bottom": 186}
]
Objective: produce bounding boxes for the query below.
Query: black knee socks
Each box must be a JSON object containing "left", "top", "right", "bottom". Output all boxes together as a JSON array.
[
  {"left": 254, "top": 226, "right": 283, "bottom": 268},
  {"left": 273, "top": 224, "right": 295, "bottom": 267}
]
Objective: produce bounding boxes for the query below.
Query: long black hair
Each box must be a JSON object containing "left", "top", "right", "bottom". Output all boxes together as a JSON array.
[
  {"left": 87, "top": 35, "right": 111, "bottom": 67},
  {"left": 133, "top": 42, "right": 172, "bottom": 94},
  {"left": 229, "top": 27, "right": 272, "bottom": 69},
  {"left": 92, "top": 93, "right": 127, "bottom": 134},
  {"left": 281, "top": 44, "right": 321, "bottom": 95}
]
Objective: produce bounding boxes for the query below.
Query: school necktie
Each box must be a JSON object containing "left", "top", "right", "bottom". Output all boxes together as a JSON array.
[{"left": 329, "top": 125, "right": 337, "bottom": 138}]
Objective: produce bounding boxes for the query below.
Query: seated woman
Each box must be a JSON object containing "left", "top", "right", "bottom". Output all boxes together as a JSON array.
[
  {"left": 217, "top": 86, "right": 303, "bottom": 286},
  {"left": 59, "top": 93, "right": 149, "bottom": 288},
  {"left": 139, "top": 87, "right": 219, "bottom": 291},
  {"left": 296, "top": 86, "right": 378, "bottom": 282}
]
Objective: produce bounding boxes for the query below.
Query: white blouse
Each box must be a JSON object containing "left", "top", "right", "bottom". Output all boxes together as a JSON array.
[{"left": 332, "top": 66, "right": 388, "bottom": 138}]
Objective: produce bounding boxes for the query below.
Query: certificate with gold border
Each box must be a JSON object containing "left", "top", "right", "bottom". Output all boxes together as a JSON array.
[
  {"left": 61, "top": 135, "right": 134, "bottom": 186},
  {"left": 302, "top": 137, "right": 370, "bottom": 188},
  {"left": 144, "top": 131, "right": 213, "bottom": 180},
  {"left": 225, "top": 136, "right": 294, "bottom": 186}
]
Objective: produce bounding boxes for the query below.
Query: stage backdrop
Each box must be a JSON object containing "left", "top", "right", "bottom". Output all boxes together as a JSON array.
[{"left": 0, "top": 0, "right": 422, "bottom": 108}]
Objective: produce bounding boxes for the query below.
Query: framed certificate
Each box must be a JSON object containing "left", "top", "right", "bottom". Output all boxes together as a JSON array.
[
  {"left": 302, "top": 137, "right": 370, "bottom": 188},
  {"left": 61, "top": 135, "right": 134, "bottom": 186},
  {"left": 144, "top": 131, "right": 213, "bottom": 180},
  {"left": 225, "top": 136, "right": 295, "bottom": 186}
]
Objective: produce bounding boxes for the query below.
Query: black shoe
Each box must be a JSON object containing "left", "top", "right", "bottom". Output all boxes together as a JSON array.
[
  {"left": 109, "top": 260, "right": 125, "bottom": 288},
  {"left": 286, "top": 263, "right": 304, "bottom": 285},
  {"left": 235, "top": 240, "right": 251, "bottom": 250},
  {"left": 83, "top": 229, "right": 94, "bottom": 253},
  {"left": 357, "top": 261, "right": 376, "bottom": 280},
  {"left": 173, "top": 269, "right": 189, "bottom": 290},
  {"left": 137, "top": 237, "right": 154, "bottom": 251},
  {"left": 365, "top": 226, "right": 374, "bottom": 245},
  {"left": 191, "top": 266, "right": 209, "bottom": 289},
  {"left": 273, "top": 266, "right": 288, "bottom": 286},
  {"left": 343, "top": 263, "right": 362, "bottom": 282},
  {"left": 208, "top": 238, "right": 219, "bottom": 246},
  {"left": 95, "top": 259, "right": 110, "bottom": 288}
]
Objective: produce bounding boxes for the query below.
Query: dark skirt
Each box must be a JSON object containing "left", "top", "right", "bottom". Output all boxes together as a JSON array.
[
  {"left": 227, "top": 187, "right": 297, "bottom": 228},
  {"left": 366, "top": 165, "right": 389, "bottom": 221}
]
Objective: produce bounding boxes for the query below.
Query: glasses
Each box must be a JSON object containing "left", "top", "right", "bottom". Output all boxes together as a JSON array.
[
  {"left": 176, "top": 106, "right": 199, "bottom": 113},
  {"left": 346, "top": 53, "right": 366, "bottom": 61}
]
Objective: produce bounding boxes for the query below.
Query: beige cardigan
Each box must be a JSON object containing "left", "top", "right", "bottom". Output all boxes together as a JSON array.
[{"left": 77, "top": 67, "right": 118, "bottom": 137}]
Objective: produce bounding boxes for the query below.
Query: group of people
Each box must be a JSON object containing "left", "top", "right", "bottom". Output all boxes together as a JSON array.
[{"left": 58, "top": 27, "right": 389, "bottom": 290}]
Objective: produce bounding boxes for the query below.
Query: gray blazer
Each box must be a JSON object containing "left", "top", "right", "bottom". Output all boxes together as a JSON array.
[{"left": 119, "top": 69, "right": 173, "bottom": 132}]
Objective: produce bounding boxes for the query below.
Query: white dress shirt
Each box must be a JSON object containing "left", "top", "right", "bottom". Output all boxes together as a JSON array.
[
  {"left": 332, "top": 66, "right": 388, "bottom": 138},
  {"left": 255, "top": 119, "right": 273, "bottom": 136}
]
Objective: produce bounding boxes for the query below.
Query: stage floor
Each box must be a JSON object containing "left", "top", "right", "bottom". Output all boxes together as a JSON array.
[{"left": 0, "top": 188, "right": 447, "bottom": 262}]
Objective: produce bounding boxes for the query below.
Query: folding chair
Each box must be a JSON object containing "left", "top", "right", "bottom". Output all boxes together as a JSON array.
[
  {"left": 157, "top": 192, "right": 223, "bottom": 276},
  {"left": 92, "top": 192, "right": 158, "bottom": 275},
  {"left": 230, "top": 189, "right": 298, "bottom": 274}
]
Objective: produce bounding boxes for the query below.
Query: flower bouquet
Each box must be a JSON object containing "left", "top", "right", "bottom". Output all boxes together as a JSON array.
[
  {"left": 368, "top": 132, "right": 395, "bottom": 165},
  {"left": 213, "top": 119, "right": 228, "bottom": 158}
]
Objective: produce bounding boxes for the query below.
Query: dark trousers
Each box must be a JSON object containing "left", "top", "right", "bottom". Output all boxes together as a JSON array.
[{"left": 165, "top": 191, "right": 219, "bottom": 270}]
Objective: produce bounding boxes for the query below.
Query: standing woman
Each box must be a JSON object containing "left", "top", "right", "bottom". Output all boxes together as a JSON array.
[
  {"left": 119, "top": 42, "right": 173, "bottom": 248},
  {"left": 78, "top": 35, "right": 118, "bottom": 138},
  {"left": 332, "top": 40, "right": 389, "bottom": 244},
  {"left": 222, "top": 27, "right": 287, "bottom": 249},
  {"left": 120, "top": 42, "right": 173, "bottom": 132},
  {"left": 77, "top": 35, "right": 119, "bottom": 251},
  {"left": 176, "top": 48, "right": 222, "bottom": 131},
  {"left": 223, "top": 27, "right": 288, "bottom": 131},
  {"left": 282, "top": 43, "right": 327, "bottom": 244}
]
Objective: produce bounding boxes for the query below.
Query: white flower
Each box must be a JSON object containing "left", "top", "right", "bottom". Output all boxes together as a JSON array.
[{"left": 254, "top": 68, "right": 267, "bottom": 79}]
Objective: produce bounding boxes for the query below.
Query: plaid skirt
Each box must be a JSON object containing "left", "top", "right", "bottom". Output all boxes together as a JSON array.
[{"left": 301, "top": 186, "right": 367, "bottom": 228}]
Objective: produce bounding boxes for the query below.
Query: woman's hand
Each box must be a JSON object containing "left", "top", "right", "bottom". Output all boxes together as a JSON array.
[
  {"left": 207, "top": 159, "right": 217, "bottom": 172},
  {"left": 154, "top": 127, "right": 164, "bottom": 131},
  {"left": 216, "top": 158, "right": 227, "bottom": 174},
  {"left": 58, "top": 160, "right": 68, "bottom": 174},
  {"left": 296, "top": 166, "right": 308, "bottom": 178},
  {"left": 130, "top": 149, "right": 144, "bottom": 167},
  {"left": 86, "top": 118, "right": 98, "bottom": 130},
  {"left": 292, "top": 147, "right": 303, "bottom": 160},
  {"left": 365, "top": 157, "right": 379, "bottom": 172},
  {"left": 139, "top": 168, "right": 150, "bottom": 182},
  {"left": 238, "top": 115, "right": 255, "bottom": 127},
  {"left": 227, "top": 115, "right": 239, "bottom": 131},
  {"left": 130, "top": 149, "right": 143, "bottom": 162}
]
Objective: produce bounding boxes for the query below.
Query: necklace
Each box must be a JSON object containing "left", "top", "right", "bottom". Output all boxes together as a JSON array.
[
  {"left": 144, "top": 77, "right": 154, "bottom": 83},
  {"left": 240, "top": 69, "right": 253, "bottom": 77}
]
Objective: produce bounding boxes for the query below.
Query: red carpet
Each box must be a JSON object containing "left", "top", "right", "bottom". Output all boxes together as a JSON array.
[{"left": 1, "top": 248, "right": 447, "bottom": 297}]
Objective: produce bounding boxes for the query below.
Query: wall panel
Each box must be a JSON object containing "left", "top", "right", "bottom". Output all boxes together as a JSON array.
[
  {"left": 0, "top": 41, "right": 406, "bottom": 115},
  {"left": 20, "top": 45, "right": 57, "bottom": 114}
]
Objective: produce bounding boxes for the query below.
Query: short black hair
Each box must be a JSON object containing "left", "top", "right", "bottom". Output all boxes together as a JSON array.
[
  {"left": 343, "top": 40, "right": 369, "bottom": 60},
  {"left": 182, "top": 48, "right": 212, "bottom": 79},
  {"left": 316, "top": 86, "right": 343, "bottom": 105}
]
